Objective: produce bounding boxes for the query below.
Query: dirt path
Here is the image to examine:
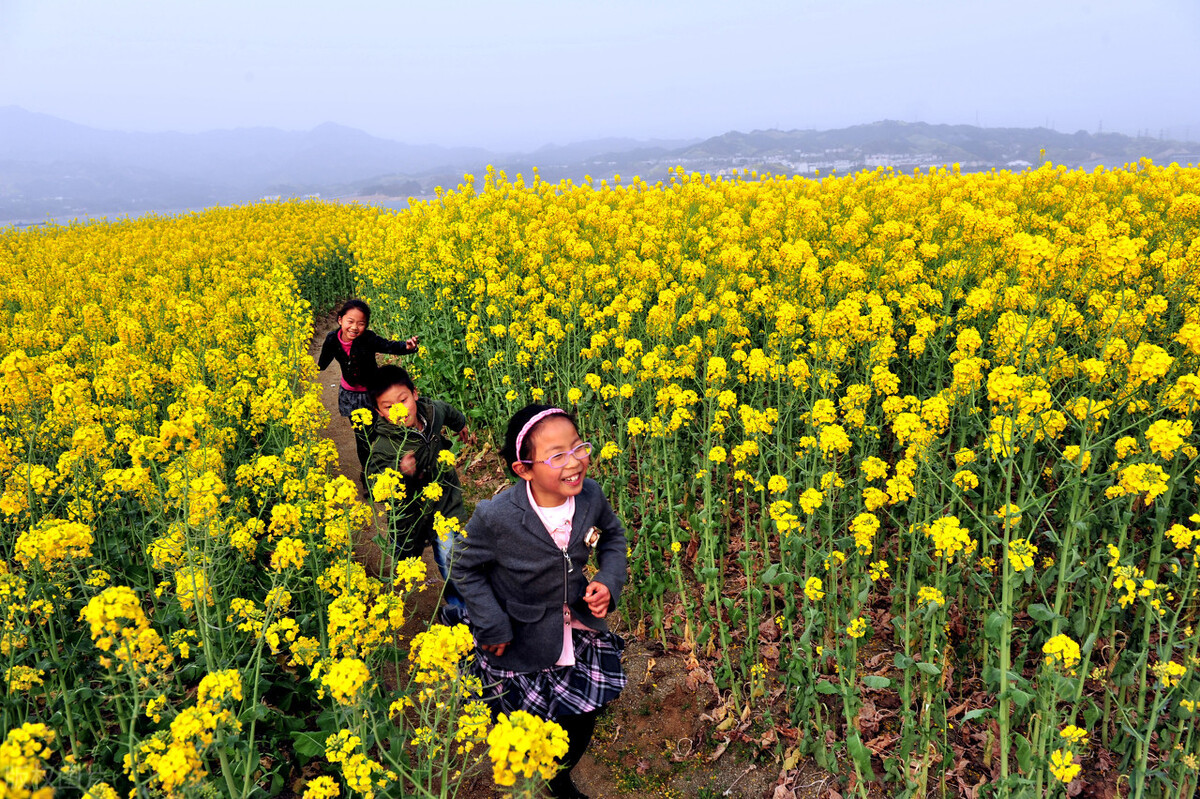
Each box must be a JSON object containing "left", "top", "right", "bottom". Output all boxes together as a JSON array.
[{"left": 309, "top": 314, "right": 793, "bottom": 799}]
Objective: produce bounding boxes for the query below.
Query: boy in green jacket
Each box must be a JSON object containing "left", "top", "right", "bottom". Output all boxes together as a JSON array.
[{"left": 366, "top": 365, "right": 471, "bottom": 616}]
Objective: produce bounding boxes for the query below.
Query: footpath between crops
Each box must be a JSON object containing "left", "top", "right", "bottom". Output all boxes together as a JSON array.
[{"left": 307, "top": 311, "right": 823, "bottom": 799}]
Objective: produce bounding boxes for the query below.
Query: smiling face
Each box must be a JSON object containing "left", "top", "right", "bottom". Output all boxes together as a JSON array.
[
  {"left": 375, "top": 383, "right": 419, "bottom": 428},
  {"left": 338, "top": 308, "right": 368, "bottom": 342},
  {"left": 515, "top": 415, "right": 589, "bottom": 507}
]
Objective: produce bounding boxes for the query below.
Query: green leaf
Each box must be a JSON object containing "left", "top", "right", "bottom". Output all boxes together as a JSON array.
[
  {"left": 962, "top": 708, "right": 989, "bottom": 722},
  {"left": 1027, "top": 603, "right": 1059, "bottom": 622},
  {"left": 1053, "top": 673, "right": 1079, "bottom": 695},
  {"left": 861, "top": 675, "right": 891, "bottom": 689},
  {"left": 291, "top": 731, "right": 325, "bottom": 761},
  {"left": 815, "top": 680, "right": 841, "bottom": 695},
  {"left": 894, "top": 653, "right": 915, "bottom": 669},
  {"left": 1009, "top": 688, "right": 1034, "bottom": 708},
  {"left": 1064, "top": 563, "right": 1087, "bottom": 582},
  {"left": 984, "top": 610, "right": 1006, "bottom": 642},
  {"left": 846, "top": 731, "right": 877, "bottom": 781},
  {"left": 760, "top": 564, "right": 796, "bottom": 585},
  {"left": 916, "top": 661, "right": 941, "bottom": 676},
  {"left": 1014, "top": 733, "right": 1033, "bottom": 772},
  {"left": 813, "top": 738, "right": 833, "bottom": 771}
]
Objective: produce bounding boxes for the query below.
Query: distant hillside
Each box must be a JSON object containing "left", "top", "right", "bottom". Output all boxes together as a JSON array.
[
  {"left": 670, "top": 121, "right": 1199, "bottom": 172},
  {"left": 0, "top": 108, "right": 496, "bottom": 182},
  {"left": 2, "top": 109, "right": 1197, "bottom": 225},
  {"left": 0, "top": 106, "right": 504, "bottom": 221}
]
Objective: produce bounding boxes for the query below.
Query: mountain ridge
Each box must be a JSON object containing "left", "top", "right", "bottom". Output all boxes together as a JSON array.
[{"left": 3, "top": 107, "right": 1197, "bottom": 225}]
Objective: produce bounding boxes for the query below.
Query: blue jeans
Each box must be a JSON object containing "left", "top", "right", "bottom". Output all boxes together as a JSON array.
[{"left": 431, "top": 524, "right": 465, "bottom": 608}]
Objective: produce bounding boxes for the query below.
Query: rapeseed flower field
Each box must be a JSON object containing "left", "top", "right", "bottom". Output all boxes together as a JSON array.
[
  {"left": 0, "top": 203, "right": 501, "bottom": 798},
  {"left": 1, "top": 158, "right": 1199, "bottom": 797},
  {"left": 353, "top": 162, "right": 1200, "bottom": 797}
]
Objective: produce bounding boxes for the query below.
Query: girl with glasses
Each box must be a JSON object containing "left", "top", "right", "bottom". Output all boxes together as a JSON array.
[{"left": 451, "top": 403, "right": 627, "bottom": 799}]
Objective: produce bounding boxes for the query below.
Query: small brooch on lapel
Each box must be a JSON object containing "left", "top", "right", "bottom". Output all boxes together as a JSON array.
[{"left": 584, "top": 527, "right": 601, "bottom": 548}]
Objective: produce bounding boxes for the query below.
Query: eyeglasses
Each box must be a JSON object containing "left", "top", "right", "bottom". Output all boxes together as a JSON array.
[{"left": 520, "top": 442, "right": 593, "bottom": 469}]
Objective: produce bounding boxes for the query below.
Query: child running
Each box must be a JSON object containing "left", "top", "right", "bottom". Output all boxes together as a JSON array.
[
  {"left": 451, "top": 404, "right": 627, "bottom": 799},
  {"left": 365, "top": 365, "right": 471, "bottom": 616},
  {"left": 316, "top": 299, "right": 418, "bottom": 479}
]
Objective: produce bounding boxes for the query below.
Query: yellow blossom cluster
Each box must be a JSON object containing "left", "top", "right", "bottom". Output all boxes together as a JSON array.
[
  {"left": 1042, "top": 634, "right": 1082, "bottom": 674},
  {"left": 323, "top": 729, "right": 397, "bottom": 799},
  {"left": 80, "top": 585, "right": 172, "bottom": 676},
  {"left": 486, "top": 710, "right": 569, "bottom": 787},
  {"left": 127, "top": 669, "right": 245, "bottom": 794},
  {"left": 0, "top": 723, "right": 55, "bottom": 799},
  {"left": 408, "top": 623, "right": 476, "bottom": 685}
]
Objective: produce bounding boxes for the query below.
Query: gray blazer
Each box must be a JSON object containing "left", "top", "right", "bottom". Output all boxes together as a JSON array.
[{"left": 451, "top": 478, "right": 627, "bottom": 672}]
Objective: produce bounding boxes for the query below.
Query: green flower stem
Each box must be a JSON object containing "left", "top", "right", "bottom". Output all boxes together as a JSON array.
[{"left": 997, "top": 451, "right": 1016, "bottom": 798}]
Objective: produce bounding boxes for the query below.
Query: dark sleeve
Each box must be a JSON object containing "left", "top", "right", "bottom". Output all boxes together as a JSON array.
[
  {"left": 436, "top": 400, "right": 468, "bottom": 434},
  {"left": 451, "top": 502, "right": 512, "bottom": 646},
  {"left": 590, "top": 486, "right": 628, "bottom": 610},
  {"left": 370, "top": 330, "right": 417, "bottom": 356},
  {"left": 364, "top": 427, "right": 405, "bottom": 478},
  {"left": 316, "top": 330, "right": 339, "bottom": 370}
]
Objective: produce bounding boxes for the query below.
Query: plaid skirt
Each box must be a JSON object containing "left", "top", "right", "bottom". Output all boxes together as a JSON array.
[
  {"left": 473, "top": 628, "right": 626, "bottom": 721},
  {"left": 337, "top": 387, "right": 373, "bottom": 418}
]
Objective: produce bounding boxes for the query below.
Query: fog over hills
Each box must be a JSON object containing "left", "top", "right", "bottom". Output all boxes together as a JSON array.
[{"left": 2, "top": 106, "right": 1197, "bottom": 226}]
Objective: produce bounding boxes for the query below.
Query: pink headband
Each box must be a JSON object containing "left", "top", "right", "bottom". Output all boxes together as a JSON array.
[{"left": 515, "top": 408, "right": 565, "bottom": 461}]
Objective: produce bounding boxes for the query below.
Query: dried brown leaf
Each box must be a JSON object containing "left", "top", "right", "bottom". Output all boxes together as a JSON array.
[
  {"left": 759, "top": 618, "right": 781, "bottom": 642},
  {"left": 864, "top": 732, "right": 898, "bottom": 755}
]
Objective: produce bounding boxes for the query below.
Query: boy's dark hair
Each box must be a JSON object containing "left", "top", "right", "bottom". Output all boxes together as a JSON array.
[
  {"left": 337, "top": 298, "right": 371, "bottom": 324},
  {"left": 368, "top": 364, "right": 417, "bottom": 402},
  {"left": 501, "top": 403, "right": 578, "bottom": 475}
]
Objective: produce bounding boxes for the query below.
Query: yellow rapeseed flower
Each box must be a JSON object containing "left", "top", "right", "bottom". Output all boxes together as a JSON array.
[
  {"left": 486, "top": 711, "right": 569, "bottom": 786},
  {"left": 1042, "top": 634, "right": 1081, "bottom": 673}
]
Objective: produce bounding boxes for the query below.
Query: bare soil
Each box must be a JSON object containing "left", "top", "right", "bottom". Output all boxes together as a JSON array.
[{"left": 309, "top": 313, "right": 821, "bottom": 798}]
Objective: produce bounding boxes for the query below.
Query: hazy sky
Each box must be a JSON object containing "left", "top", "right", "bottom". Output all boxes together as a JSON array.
[{"left": 2, "top": 0, "right": 1197, "bottom": 151}]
